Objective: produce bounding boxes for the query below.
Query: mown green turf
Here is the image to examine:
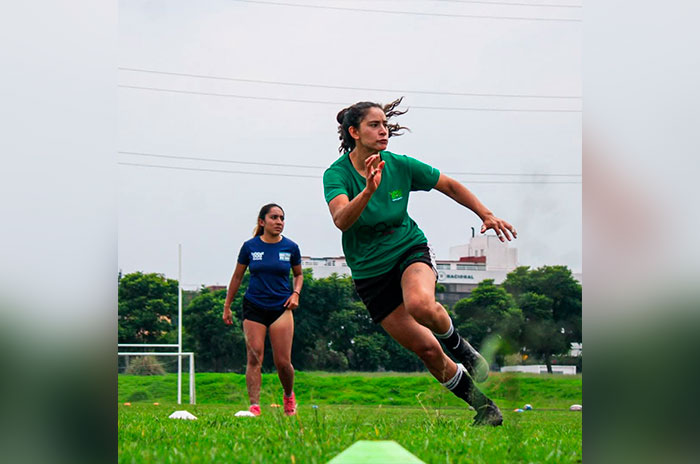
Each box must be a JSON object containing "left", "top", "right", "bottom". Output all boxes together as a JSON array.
[
  {"left": 119, "top": 404, "right": 581, "bottom": 463},
  {"left": 119, "top": 372, "right": 581, "bottom": 463},
  {"left": 118, "top": 371, "right": 582, "bottom": 410}
]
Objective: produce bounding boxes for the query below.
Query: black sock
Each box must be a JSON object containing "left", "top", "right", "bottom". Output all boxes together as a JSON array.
[
  {"left": 434, "top": 320, "right": 462, "bottom": 351},
  {"left": 442, "top": 364, "right": 489, "bottom": 408}
]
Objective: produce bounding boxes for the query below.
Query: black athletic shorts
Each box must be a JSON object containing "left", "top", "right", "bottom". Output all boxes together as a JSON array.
[
  {"left": 242, "top": 297, "right": 287, "bottom": 327},
  {"left": 353, "top": 243, "right": 437, "bottom": 324}
]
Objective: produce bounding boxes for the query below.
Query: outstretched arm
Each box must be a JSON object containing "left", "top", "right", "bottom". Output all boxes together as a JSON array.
[{"left": 434, "top": 173, "right": 517, "bottom": 242}]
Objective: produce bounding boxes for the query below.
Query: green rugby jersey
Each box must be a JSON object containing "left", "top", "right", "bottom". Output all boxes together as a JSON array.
[{"left": 323, "top": 150, "right": 440, "bottom": 279}]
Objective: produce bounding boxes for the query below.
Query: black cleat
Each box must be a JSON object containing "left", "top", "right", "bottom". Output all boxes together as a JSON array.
[
  {"left": 448, "top": 338, "right": 489, "bottom": 383},
  {"left": 472, "top": 401, "right": 503, "bottom": 427}
]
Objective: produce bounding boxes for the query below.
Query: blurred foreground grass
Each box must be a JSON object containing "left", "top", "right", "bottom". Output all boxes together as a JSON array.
[
  {"left": 119, "top": 403, "right": 581, "bottom": 464},
  {"left": 119, "top": 372, "right": 582, "bottom": 463}
]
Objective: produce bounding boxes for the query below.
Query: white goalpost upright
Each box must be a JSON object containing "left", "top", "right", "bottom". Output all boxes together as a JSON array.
[
  {"left": 177, "top": 243, "right": 183, "bottom": 404},
  {"left": 118, "top": 244, "right": 196, "bottom": 404}
]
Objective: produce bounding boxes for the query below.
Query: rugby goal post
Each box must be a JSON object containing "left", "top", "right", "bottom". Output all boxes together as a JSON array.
[
  {"left": 117, "top": 349, "right": 196, "bottom": 404},
  {"left": 118, "top": 244, "right": 196, "bottom": 404}
]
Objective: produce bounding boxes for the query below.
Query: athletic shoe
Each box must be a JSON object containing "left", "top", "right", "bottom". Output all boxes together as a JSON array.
[
  {"left": 448, "top": 337, "right": 489, "bottom": 383},
  {"left": 472, "top": 401, "right": 503, "bottom": 427},
  {"left": 283, "top": 392, "right": 297, "bottom": 416},
  {"left": 248, "top": 404, "right": 261, "bottom": 416}
]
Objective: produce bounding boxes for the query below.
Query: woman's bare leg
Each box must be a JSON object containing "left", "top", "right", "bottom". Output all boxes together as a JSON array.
[
  {"left": 243, "top": 319, "right": 267, "bottom": 405},
  {"left": 268, "top": 310, "right": 295, "bottom": 396}
]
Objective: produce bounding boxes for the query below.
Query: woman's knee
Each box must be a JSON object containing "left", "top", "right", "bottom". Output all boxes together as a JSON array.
[
  {"left": 247, "top": 348, "right": 264, "bottom": 367},
  {"left": 273, "top": 356, "right": 293, "bottom": 371},
  {"left": 412, "top": 340, "right": 443, "bottom": 362},
  {"left": 404, "top": 293, "right": 439, "bottom": 321}
]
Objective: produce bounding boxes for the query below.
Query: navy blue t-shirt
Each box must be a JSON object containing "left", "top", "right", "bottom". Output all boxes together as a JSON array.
[{"left": 237, "top": 236, "right": 302, "bottom": 310}]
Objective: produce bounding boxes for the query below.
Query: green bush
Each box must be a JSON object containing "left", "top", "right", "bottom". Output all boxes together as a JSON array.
[
  {"left": 303, "top": 339, "right": 349, "bottom": 371},
  {"left": 125, "top": 356, "right": 166, "bottom": 375},
  {"left": 503, "top": 353, "right": 523, "bottom": 366},
  {"left": 128, "top": 391, "right": 149, "bottom": 402}
]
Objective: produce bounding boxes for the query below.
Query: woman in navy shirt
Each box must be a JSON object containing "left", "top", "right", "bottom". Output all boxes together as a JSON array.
[{"left": 223, "top": 203, "right": 303, "bottom": 416}]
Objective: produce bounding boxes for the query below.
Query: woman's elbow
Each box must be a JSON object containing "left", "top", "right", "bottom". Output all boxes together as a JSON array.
[{"left": 332, "top": 216, "right": 349, "bottom": 232}]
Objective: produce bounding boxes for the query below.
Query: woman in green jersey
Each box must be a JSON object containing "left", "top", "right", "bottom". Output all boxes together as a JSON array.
[{"left": 323, "top": 98, "right": 516, "bottom": 426}]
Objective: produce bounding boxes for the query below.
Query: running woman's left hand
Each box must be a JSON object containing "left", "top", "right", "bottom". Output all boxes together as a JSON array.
[
  {"left": 481, "top": 215, "right": 517, "bottom": 242},
  {"left": 284, "top": 292, "right": 299, "bottom": 311}
]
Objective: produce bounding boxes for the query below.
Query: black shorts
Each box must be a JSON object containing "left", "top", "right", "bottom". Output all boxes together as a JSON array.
[
  {"left": 353, "top": 243, "right": 437, "bottom": 324},
  {"left": 242, "top": 297, "right": 287, "bottom": 327}
]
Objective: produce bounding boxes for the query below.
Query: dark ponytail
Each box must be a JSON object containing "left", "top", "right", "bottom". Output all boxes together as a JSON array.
[
  {"left": 336, "top": 97, "right": 409, "bottom": 153},
  {"left": 253, "top": 203, "right": 284, "bottom": 236}
]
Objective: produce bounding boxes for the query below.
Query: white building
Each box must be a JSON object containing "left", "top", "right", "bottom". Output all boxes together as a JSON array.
[
  {"left": 301, "top": 235, "right": 580, "bottom": 306},
  {"left": 301, "top": 235, "right": 518, "bottom": 306},
  {"left": 500, "top": 365, "right": 578, "bottom": 375},
  {"left": 569, "top": 342, "right": 582, "bottom": 357},
  {"left": 435, "top": 234, "right": 518, "bottom": 306},
  {"left": 300, "top": 256, "right": 351, "bottom": 278},
  {"left": 448, "top": 235, "right": 518, "bottom": 271}
]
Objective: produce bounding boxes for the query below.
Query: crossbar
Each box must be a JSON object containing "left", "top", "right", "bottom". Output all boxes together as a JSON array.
[{"left": 118, "top": 344, "right": 179, "bottom": 348}]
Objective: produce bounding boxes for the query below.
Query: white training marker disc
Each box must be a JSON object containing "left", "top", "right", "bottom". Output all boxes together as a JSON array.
[
  {"left": 169, "top": 410, "right": 198, "bottom": 420},
  {"left": 235, "top": 410, "right": 256, "bottom": 417}
]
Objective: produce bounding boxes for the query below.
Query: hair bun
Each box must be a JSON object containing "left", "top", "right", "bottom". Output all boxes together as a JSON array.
[{"left": 336, "top": 108, "right": 348, "bottom": 125}]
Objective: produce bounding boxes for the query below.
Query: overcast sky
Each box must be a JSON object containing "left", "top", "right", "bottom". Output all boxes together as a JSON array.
[{"left": 117, "top": 0, "right": 581, "bottom": 287}]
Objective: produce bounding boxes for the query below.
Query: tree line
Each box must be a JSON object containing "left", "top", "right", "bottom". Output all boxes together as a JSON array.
[{"left": 118, "top": 265, "right": 581, "bottom": 373}]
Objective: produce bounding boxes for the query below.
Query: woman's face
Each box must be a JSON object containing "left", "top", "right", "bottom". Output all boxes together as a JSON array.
[
  {"left": 352, "top": 107, "right": 389, "bottom": 152},
  {"left": 260, "top": 206, "right": 285, "bottom": 236}
]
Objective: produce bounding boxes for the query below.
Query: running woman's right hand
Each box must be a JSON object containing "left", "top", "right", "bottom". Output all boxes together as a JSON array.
[
  {"left": 364, "top": 154, "right": 385, "bottom": 194},
  {"left": 222, "top": 306, "right": 233, "bottom": 325}
]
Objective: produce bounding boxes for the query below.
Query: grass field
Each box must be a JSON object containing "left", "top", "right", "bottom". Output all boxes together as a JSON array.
[{"left": 119, "top": 372, "right": 582, "bottom": 463}]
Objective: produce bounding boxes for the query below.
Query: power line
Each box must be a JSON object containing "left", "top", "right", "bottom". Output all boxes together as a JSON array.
[
  {"left": 457, "top": 179, "right": 580, "bottom": 184},
  {"left": 437, "top": 0, "right": 582, "bottom": 8},
  {"left": 119, "top": 67, "right": 581, "bottom": 100},
  {"left": 231, "top": 0, "right": 582, "bottom": 22},
  {"left": 118, "top": 85, "right": 582, "bottom": 113},
  {"left": 410, "top": 103, "right": 579, "bottom": 113},
  {"left": 447, "top": 170, "right": 579, "bottom": 177},
  {"left": 117, "top": 162, "right": 320, "bottom": 179},
  {"left": 314, "top": 0, "right": 582, "bottom": 6},
  {"left": 118, "top": 161, "right": 581, "bottom": 183},
  {"left": 119, "top": 150, "right": 581, "bottom": 177},
  {"left": 119, "top": 84, "right": 346, "bottom": 105},
  {"left": 119, "top": 151, "right": 325, "bottom": 169}
]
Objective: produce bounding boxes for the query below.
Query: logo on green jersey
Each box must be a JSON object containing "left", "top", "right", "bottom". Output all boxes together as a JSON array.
[{"left": 389, "top": 189, "right": 403, "bottom": 202}]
